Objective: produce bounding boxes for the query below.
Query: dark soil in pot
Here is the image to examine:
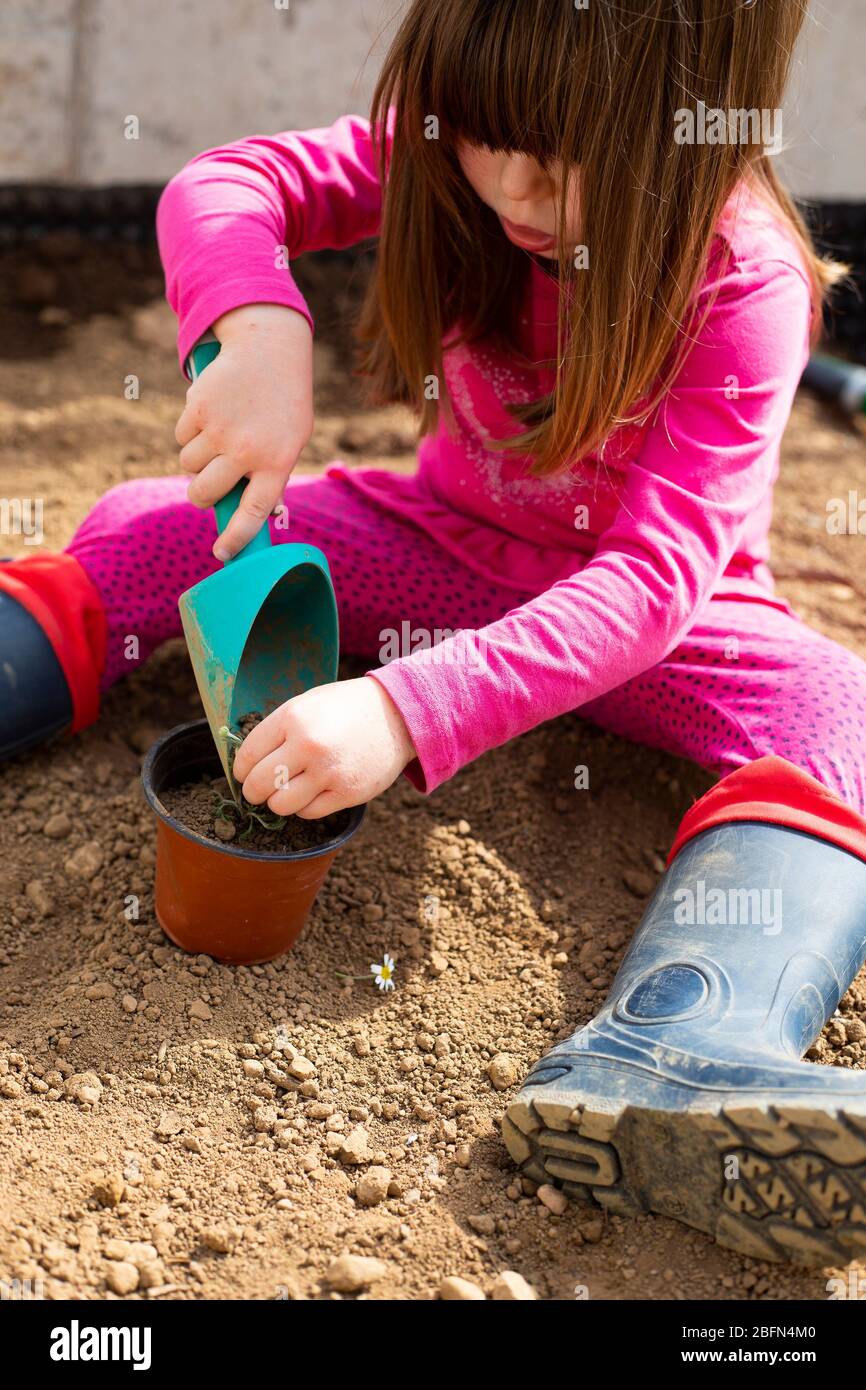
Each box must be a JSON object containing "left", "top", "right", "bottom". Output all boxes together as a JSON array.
[{"left": 161, "top": 774, "right": 351, "bottom": 853}]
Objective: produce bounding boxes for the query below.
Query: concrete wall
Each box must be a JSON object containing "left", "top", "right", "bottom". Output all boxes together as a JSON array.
[
  {"left": 0, "top": 0, "right": 398, "bottom": 185},
  {"left": 779, "top": 0, "right": 866, "bottom": 201},
  {"left": 1, "top": 0, "right": 863, "bottom": 199}
]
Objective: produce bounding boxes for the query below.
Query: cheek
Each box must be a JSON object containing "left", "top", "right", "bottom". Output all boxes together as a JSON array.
[{"left": 457, "top": 144, "right": 498, "bottom": 201}]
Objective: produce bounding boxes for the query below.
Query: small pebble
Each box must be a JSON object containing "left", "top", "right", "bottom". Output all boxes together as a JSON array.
[
  {"left": 468, "top": 1214, "right": 495, "bottom": 1236},
  {"left": 355, "top": 1166, "right": 392, "bottom": 1208},
  {"left": 492, "top": 1271, "right": 538, "bottom": 1301},
  {"left": 106, "top": 1261, "right": 139, "bottom": 1295},
  {"left": 200, "top": 1225, "right": 239, "bottom": 1254},
  {"left": 324, "top": 1254, "right": 387, "bottom": 1293},
  {"left": 537, "top": 1184, "right": 568, "bottom": 1216},
  {"left": 440, "top": 1276, "right": 486, "bottom": 1301},
  {"left": 25, "top": 880, "right": 54, "bottom": 917},
  {"left": 64, "top": 841, "right": 104, "bottom": 881},
  {"left": 155, "top": 1110, "right": 183, "bottom": 1137},
  {"left": 486, "top": 1054, "right": 519, "bottom": 1091},
  {"left": 43, "top": 812, "right": 72, "bottom": 839},
  {"left": 287, "top": 1055, "right": 315, "bottom": 1081},
  {"left": 339, "top": 1125, "right": 371, "bottom": 1166},
  {"left": 92, "top": 1173, "right": 125, "bottom": 1208}
]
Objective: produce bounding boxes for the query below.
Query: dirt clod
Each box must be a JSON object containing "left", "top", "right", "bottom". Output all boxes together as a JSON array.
[
  {"left": 43, "top": 813, "right": 72, "bottom": 840},
  {"left": 355, "top": 1167, "right": 392, "bottom": 1207},
  {"left": 65, "top": 1073, "right": 102, "bottom": 1106},
  {"left": 537, "top": 1184, "right": 569, "bottom": 1216},
  {"left": 440, "top": 1275, "right": 486, "bottom": 1301},
  {"left": 486, "top": 1054, "right": 520, "bottom": 1091},
  {"left": 92, "top": 1173, "right": 126, "bottom": 1208},
  {"left": 324, "top": 1255, "right": 387, "bottom": 1293},
  {"left": 25, "top": 881, "right": 54, "bottom": 917},
  {"left": 155, "top": 1111, "right": 184, "bottom": 1137},
  {"left": 492, "top": 1270, "right": 538, "bottom": 1300},
  {"left": 64, "top": 841, "right": 105, "bottom": 881},
  {"left": 106, "top": 1261, "right": 140, "bottom": 1296},
  {"left": 339, "top": 1125, "right": 371, "bottom": 1165},
  {"left": 200, "top": 1225, "right": 240, "bottom": 1254},
  {"left": 286, "top": 1055, "right": 315, "bottom": 1081}
]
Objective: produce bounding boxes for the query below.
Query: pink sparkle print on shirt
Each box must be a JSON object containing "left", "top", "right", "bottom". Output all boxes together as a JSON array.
[{"left": 443, "top": 338, "right": 581, "bottom": 514}]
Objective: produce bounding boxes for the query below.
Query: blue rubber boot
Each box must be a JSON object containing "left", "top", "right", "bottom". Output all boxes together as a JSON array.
[
  {"left": 0, "top": 588, "right": 73, "bottom": 756},
  {"left": 504, "top": 816, "right": 866, "bottom": 1266}
]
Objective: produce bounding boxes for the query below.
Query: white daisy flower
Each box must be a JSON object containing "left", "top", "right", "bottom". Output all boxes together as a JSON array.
[{"left": 370, "top": 953, "right": 396, "bottom": 991}]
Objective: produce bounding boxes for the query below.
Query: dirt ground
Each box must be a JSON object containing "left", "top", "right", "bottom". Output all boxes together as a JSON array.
[{"left": 1, "top": 238, "right": 865, "bottom": 1302}]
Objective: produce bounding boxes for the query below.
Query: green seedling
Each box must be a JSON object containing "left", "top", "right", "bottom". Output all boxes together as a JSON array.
[
  {"left": 216, "top": 724, "right": 290, "bottom": 840},
  {"left": 213, "top": 794, "right": 289, "bottom": 842},
  {"left": 218, "top": 724, "right": 244, "bottom": 808}
]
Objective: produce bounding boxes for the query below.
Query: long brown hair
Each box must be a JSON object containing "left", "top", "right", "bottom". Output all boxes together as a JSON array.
[{"left": 356, "top": 0, "right": 843, "bottom": 476}]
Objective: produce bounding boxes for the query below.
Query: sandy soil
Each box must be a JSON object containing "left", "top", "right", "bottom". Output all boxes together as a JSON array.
[{"left": 1, "top": 239, "right": 865, "bottom": 1302}]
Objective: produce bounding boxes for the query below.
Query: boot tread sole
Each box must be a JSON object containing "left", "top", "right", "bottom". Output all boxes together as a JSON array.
[{"left": 503, "top": 1093, "right": 866, "bottom": 1266}]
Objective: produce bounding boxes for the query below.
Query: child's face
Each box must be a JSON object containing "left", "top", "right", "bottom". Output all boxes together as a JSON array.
[{"left": 457, "top": 141, "right": 581, "bottom": 259}]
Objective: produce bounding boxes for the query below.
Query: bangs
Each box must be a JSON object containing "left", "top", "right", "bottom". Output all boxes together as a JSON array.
[{"left": 402, "top": 0, "right": 589, "bottom": 163}]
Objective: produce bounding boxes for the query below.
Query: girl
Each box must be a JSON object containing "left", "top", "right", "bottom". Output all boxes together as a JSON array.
[{"left": 4, "top": 0, "right": 866, "bottom": 1264}]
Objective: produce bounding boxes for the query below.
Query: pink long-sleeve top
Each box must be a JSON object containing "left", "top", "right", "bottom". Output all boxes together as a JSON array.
[{"left": 157, "top": 115, "right": 813, "bottom": 792}]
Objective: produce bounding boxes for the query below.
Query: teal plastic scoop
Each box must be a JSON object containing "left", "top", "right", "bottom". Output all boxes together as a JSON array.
[{"left": 178, "top": 336, "right": 338, "bottom": 795}]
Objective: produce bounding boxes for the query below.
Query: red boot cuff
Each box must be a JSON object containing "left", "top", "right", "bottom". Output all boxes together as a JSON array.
[
  {"left": 669, "top": 757, "right": 866, "bottom": 869},
  {"left": 0, "top": 553, "right": 106, "bottom": 733}
]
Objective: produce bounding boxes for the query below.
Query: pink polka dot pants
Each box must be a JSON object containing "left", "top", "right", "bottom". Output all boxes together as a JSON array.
[{"left": 68, "top": 473, "right": 866, "bottom": 817}]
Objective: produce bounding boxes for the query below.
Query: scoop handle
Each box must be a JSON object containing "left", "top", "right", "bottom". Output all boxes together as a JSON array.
[{"left": 185, "top": 334, "right": 273, "bottom": 565}]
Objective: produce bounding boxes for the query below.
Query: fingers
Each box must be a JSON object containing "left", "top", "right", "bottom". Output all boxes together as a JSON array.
[
  {"left": 294, "top": 789, "right": 350, "bottom": 819},
  {"left": 178, "top": 431, "right": 216, "bottom": 478},
  {"left": 266, "top": 773, "right": 324, "bottom": 818},
  {"left": 241, "top": 745, "right": 303, "bottom": 806},
  {"left": 175, "top": 392, "right": 203, "bottom": 448},
  {"left": 247, "top": 762, "right": 345, "bottom": 820},
  {"left": 241, "top": 747, "right": 320, "bottom": 816},
  {"left": 186, "top": 454, "right": 242, "bottom": 509},
  {"left": 214, "top": 472, "right": 284, "bottom": 560},
  {"left": 236, "top": 722, "right": 340, "bottom": 819},
  {"left": 233, "top": 708, "right": 286, "bottom": 783}
]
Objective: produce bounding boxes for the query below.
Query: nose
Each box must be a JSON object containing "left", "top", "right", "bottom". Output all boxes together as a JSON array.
[{"left": 498, "top": 153, "right": 550, "bottom": 206}]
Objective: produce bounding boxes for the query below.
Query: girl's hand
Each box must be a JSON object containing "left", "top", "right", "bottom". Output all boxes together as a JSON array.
[
  {"left": 175, "top": 304, "right": 313, "bottom": 560},
  {"left": 232, "top": 678, "right": 417, "bottom": 818}
]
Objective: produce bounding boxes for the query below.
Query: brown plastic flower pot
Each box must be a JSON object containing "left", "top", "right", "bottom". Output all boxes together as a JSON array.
[{"left": 141, "top": 720, "right": 365, "bottom": 965}]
